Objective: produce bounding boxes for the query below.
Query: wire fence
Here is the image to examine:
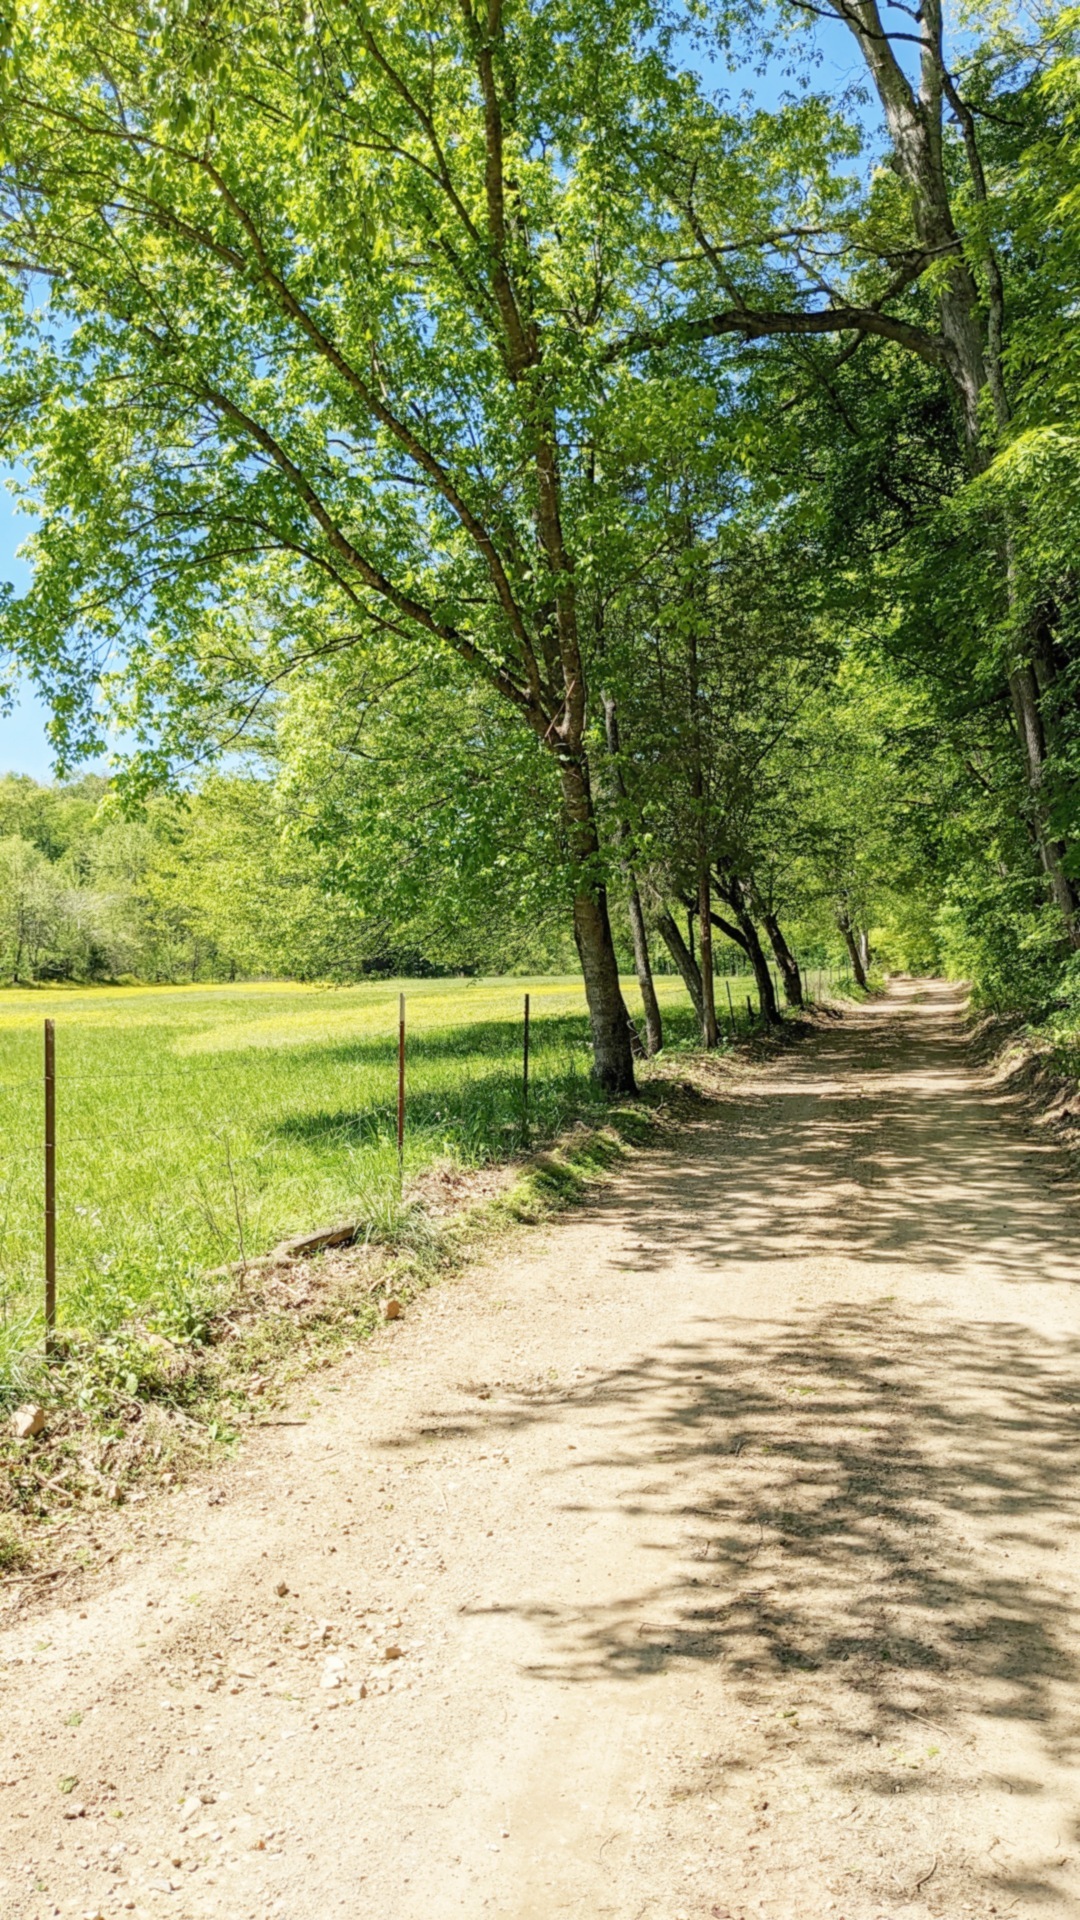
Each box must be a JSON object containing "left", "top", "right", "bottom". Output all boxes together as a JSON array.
[
  {"left": 0, "top": 988, "right": 597, "bottom": 1383},
  {"left": 0, "top": 963, "right": 855, "bottom": 1382}
]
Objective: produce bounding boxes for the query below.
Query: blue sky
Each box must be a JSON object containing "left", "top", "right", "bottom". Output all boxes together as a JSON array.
[
  {"left": 0, "top": 4, "right": 880, "bottom": 786},
  {"left": 0, "top": 492, "right": 55, "bottom": 780}
]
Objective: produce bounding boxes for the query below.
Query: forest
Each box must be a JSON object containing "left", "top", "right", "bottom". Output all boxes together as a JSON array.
[{"left": 2, "top": 0, "right": 1079, "bottom": 1085}]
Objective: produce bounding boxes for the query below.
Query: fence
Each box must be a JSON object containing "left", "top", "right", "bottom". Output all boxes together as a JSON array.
[
  {"left": 0, "top": 983, "right": 612, "bottom": 1378},
  {"left": 0, "top": 965, "right": 855, "bottom": 1375}
]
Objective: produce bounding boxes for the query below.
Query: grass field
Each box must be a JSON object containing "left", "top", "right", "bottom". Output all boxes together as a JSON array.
[{"left": 0, "top": 972, "right": 740, "bottom": 1388}]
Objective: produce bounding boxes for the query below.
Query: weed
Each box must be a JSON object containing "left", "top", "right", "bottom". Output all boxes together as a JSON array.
[{"left": 0, "top": 1519, "right": 30, "bottom": 1574}]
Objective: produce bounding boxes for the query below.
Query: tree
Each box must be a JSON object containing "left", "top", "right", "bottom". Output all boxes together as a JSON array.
[
  {"left": 8, "top": 0, "right": 1077, "bottom": 1042},
  {"left": 599, "top": 514, "right": 828, "bottom": 1032},
  {"left": 0, "top": 833, "right": 58, "bottom": 978},
  {"left": 614, "top": 0, "right": 1080, "bottom": 936},
  {"left": 270, "top": 633, "right": 581, "bottom": 974},
  {"left": 0, "top": 0, "right": 710, "bottom": 1090}
]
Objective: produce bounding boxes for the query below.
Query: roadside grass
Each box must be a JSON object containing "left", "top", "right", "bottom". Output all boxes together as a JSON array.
[
  {"left": 0, "top": 1093, "right": 689, "bottom": 1545},
  {"left": 0, "top": 1518, "right": 31, "bottom": 1573},
  {"left": 0, "top": 967, "right": 842, "bottom": 1553},
  {"left": 0, "top": 972, "right": 727, "bottom": 1395}
]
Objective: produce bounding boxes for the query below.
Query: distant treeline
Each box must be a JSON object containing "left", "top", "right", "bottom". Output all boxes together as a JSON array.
[
  {"left": 0, "top": 772, "right": 578, "bottom": 986},
  {"left": 0, "top": 771, "right": 815, "bottom": 991}
]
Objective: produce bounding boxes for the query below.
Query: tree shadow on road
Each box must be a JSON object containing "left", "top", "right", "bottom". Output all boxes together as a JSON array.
[
  {"left": 394, "top": 1302, "right": 1080, "bottom": 1909},
  {"left": 616, "top": 998, "right": 1079, "bottom": 1290},
  {"left": 385, "top": 980, "right": 1080, "bottom": 1909}
]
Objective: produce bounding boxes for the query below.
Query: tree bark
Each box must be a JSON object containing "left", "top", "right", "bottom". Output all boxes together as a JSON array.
[
  {"left": 697, "top": 865, "right": 719, "bottom": 1046},
  {"left": 715, "top": 873, "right": 782, "bottom": 1026},
  {"left": 656, "top": 909, "right": 705, "bottom": 1029},
  {"left": 1007, "top": 662, "right": 1080, "bottom": 943},
  {"left": 837, "top": 910, "right": 868, "bottom": 990},
  {"left": 471, "top": 40, "right": 641, "bottom": 1089},
  {"left": 762, "top": 910, "right": 804, "bottom": 1009},
  {"left": 685, "top": 615, "right": 718, "bottom": 1047},
  {"left": 571, "top": 884, "right": 637, "bottom": 1094},
  {"left": 826, "top": 0, "right": 988, "bottom": 445},
  {"left": 627, "top": 889, "right": 663, "bottom": 1056},
  {"left": 602, "top": 693, "right": 663, "bottom": 1054},
  {"left": 739, "top": 907, "right": 782, "bottom": 1026},
  {"left": 559, "top": 756, "right": 637, "bottom": 1096}
]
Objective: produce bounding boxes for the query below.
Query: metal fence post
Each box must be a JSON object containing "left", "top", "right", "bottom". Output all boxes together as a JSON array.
[
  {"left": 397, "top": 993, "right": 405, "bottom": 1192},
  {"left": 522, "top": 991, "right": 530, "bottom": 1138},
  {"left": 44, "top": 1018, "right": 56, "bottom": 1349}
]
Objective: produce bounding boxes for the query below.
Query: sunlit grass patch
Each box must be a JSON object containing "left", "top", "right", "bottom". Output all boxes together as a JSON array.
[{"left": 0, "top": 972, "right": 707, "bottom": 1388}]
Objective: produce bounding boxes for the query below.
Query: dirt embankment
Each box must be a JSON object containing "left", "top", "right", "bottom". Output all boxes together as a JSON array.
[
  {"left": 4, "top": 979, "right": 1080, "bottom": 1920},
  {"left": 970, "top": 1002, "right": 1080, "bottom": 1156}
]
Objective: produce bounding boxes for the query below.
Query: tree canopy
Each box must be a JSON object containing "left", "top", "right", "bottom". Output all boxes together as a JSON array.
[{"left": 3, "top": 0, "right": 1080, "bottom": 1062}]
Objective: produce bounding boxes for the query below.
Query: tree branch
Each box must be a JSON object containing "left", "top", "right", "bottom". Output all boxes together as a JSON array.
[
  {"left": 604, "top": 303, "right": 946, "bottom": 368},
  {"left": 200, "top": 381, "right": 541, "bottom": 723},
  {"left": 194, "top": 159, "right": 542, "bottom": 694}
]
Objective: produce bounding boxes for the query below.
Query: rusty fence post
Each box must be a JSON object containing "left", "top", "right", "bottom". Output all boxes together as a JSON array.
[
  {"left": 44, "top": 1018, "right": 56, "bottom": 1349},
  {"left": 397, "top": 993, "right": 406, "bottom": 1193},
  {"left": 522, "top": 992, "right": 531, "bottom": 1139}
]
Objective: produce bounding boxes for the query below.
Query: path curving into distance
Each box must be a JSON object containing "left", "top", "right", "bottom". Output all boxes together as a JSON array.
[{"left": 4, "top": 979, "right": 1080, "bottom": 1919}]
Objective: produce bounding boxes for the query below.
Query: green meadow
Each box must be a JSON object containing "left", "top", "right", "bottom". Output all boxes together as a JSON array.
[{"left": 0, "top": 973, "right": 727, "bottom": 1388}]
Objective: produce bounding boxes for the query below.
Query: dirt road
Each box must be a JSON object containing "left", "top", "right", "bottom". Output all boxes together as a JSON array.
[{"left": 5, "top": 980, "right": 1080, "bottom": 1920}]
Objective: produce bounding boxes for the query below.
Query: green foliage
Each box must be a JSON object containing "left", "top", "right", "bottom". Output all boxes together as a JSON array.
[
  {"left": 0, "top": 0, "right": 699, "bottom": 783},
  {"left": 4, "top": 0, "right": 1080, "bottom": 1052},
  {"left": 273, "top": 641, "right": 575, "bottom": 971},
  {"left": 936, "top": 868, "right": 1064, "bottom": 1016},
  {"left": 0, "top": 757, "right": 577, "bottom": 983}
]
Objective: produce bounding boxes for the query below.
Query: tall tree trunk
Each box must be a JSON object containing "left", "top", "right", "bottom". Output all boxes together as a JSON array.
[
  {"left": 656, "top": 909, "right": 705, "bottom": 1029},
  {"left": 1008, "top": 662, "right": 1080, "bottom": 942},
  {"left": 559, "top": 756, "right": 637, "bottom": 1096},
  {"left": 627, "top": 889, "right": 663, "bottom": 1057},
  {"left": 762, "top": 910, "right": 804, "bottom": 1009},
  {"left": 716, "top": 874, "right": 782, "bottom": 1026},
  {"left": 739, "top": 907, "right": 781, "bottom": 1026},
  {"left": 686, "top": 617, "right": 718, "bottom": 1046},
  {"left": 602, "top": 694, "right": 663, "bottom": 1055},
  {"left": 837, "top": 911, "right": 868, "bottom": 990},
  {"left": 697, "top": 865, "right": 719, "bottom": 1046},
  {"left": 834, "top": 3, "right": 1080, "bottom": 943}
]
